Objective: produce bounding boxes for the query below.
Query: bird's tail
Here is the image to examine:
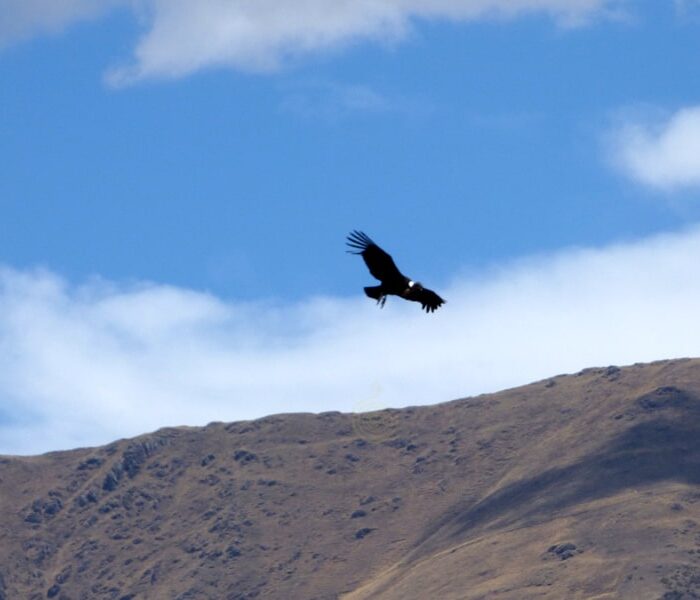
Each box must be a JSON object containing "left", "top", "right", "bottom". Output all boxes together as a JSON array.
[
  {"left": 364, "top": 286, "right": 386, "bottom": 308},
  {"left": 364, "top": 286, "right": 382, "bottom": 300}
]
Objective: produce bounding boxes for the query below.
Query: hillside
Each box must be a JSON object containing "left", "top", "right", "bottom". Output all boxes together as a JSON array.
[{"left": 2, "top": 358, "right": 700, "bottom": 599}]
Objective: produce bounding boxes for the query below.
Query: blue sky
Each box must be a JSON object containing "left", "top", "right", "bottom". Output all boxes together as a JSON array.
[{"left": 3, "top": 0, "right": 700, "bottom": 454}]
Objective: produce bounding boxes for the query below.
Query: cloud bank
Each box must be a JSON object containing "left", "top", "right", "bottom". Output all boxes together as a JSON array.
[
  {"left": 0, "top": 0, "right": 625, "bottom": 83},
  {"left": 609, "top": 105, "right": 700, "bottom": 190},
  {"left": 3, "top": 225, "right": 700, "bottom": 455}
]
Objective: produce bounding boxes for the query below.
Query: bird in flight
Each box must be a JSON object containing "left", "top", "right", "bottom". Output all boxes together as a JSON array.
[{"left": 347, "top": 230, "right": 445, "bottom": 313}]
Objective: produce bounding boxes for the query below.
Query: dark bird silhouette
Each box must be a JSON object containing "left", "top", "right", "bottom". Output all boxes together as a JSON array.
[{"left": 346, "top": 230, "right": 445, "bottom": 313}]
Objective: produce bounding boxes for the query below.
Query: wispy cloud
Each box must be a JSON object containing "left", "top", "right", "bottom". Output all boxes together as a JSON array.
[
  {"left": 278, "top": 81, "right": 427, "bottom": 120},
  {"left": 675, "top": 0, "right": 700, "bottom": 20},
  {"left": 608, "top": 105, "right": 700, "bottom": 190},
  {"left": 3, "top": 225, "right": 700, "bottom": 455},
  {"left": 0, "top": 0, "right": 627, "bottom": 84},
  {"left": 0, "top": 0, "right": 125, "bottom": 46}
]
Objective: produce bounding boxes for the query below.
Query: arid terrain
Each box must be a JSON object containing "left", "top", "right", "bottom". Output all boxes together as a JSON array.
[{"left": 3, "top": 358, "right": 700, "bottom": 599}]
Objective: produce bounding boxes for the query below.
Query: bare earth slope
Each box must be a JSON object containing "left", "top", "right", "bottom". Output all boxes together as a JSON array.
[{"left": 3, "top": 359, "right": 700, "bottom": 599}]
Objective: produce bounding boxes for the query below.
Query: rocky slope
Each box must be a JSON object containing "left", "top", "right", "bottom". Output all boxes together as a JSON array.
[{"left": 2, "top": 358, "right": 700, "bottom": 599}]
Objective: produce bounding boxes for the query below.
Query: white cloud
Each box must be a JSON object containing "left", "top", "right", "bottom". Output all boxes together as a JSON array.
[
  {"left": 609, "top": 105, "right": 700, "bottom": 190},
  {"left": 0, "top": 0, "right": 626, "bottom": 83},
  {"left": 108, "top": 0, "right": 625, "bottom": 84},
  {"left": 3, "top": 226, "right": 700, "bottom": 455}
]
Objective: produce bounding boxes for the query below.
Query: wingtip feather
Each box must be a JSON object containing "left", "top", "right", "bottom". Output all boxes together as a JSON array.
[{"left": 346, "top": 230, "right": 375, "bottom": 252}]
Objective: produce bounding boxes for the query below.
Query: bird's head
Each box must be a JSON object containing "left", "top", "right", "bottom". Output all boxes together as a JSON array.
[{"left": 408, "top": 280, "right": 424, "bottom": 291}]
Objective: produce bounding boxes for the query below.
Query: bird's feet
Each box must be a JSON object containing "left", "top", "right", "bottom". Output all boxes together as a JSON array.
[{"left": 377, "top": 296, "right": 386, "bottom": 308}]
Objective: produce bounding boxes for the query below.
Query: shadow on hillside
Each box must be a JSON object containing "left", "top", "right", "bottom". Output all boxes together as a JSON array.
[{"left": 421, "top": 387, "right": 700, "bottom": 553}]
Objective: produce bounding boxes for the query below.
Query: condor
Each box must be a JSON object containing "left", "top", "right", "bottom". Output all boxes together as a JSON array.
[{"left": 346, "top": 230, "right": 445, "bottom": 313}]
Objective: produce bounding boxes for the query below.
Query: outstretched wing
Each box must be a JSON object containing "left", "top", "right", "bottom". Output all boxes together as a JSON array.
[
  {"left": 346, "top": 230, "right": 403, "bottom": 283},
  {"left": 410, "top": 287, "right": 445, "bottom": 313}
]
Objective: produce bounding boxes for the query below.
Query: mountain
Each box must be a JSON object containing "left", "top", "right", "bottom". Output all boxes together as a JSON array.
[{"left": 2, "top": 358, "right": 700, "bottom": 599}]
